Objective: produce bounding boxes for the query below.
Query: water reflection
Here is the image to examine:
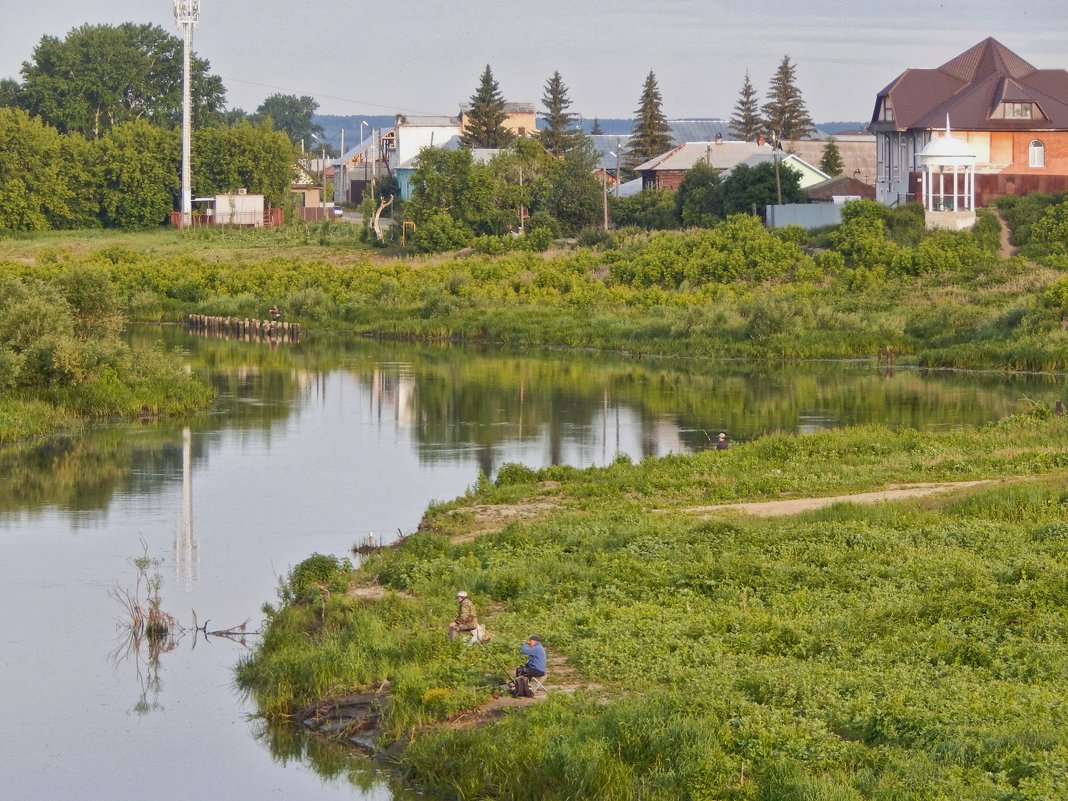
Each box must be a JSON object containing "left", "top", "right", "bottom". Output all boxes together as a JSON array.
[{"left": 0, "top": 329, "right": 1063, "bottom": 523}]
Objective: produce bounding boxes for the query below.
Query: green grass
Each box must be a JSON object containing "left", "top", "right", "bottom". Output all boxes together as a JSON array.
[{"left": 239, "top": 413, "right": 1068, "bottom": 800}]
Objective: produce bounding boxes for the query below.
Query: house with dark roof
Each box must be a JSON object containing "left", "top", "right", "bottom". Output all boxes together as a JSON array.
[
  {"left": 870, "top": 38, "right": 1068, "bottom": 206},
  {"left": 633, "top": 140, "right": 775, "bottom": 191}
]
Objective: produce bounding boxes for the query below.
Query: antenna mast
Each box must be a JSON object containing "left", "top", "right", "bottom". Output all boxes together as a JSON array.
[{"left": 174, "top": 0, "right": 201, "bottom": 227}]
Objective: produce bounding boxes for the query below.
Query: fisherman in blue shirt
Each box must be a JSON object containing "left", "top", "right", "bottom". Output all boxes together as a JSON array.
[{"left": 516, "top": 634, "right": 546, "bottom": 679}]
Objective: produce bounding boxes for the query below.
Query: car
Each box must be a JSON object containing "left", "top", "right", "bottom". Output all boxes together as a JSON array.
[{"left": 331, "top": 206, "right": 345, "bottom": 219}]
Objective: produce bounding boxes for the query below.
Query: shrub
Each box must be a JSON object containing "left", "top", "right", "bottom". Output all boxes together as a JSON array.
[{"left": 284, "top": 553, "right": 352, "bottom": 602}]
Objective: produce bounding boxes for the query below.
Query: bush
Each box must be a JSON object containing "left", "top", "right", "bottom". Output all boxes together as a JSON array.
[{"left": 284, "top": 553, "right": 352, "bottom": 601}]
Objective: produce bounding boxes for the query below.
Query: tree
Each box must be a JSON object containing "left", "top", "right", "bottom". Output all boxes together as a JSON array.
[
  {"left": 17, "top": 23, "right": 225, "bottom": 138},
  {"left": 462, "top": 65, "right": 512, "bottom": 149},
  {"left": 534, "top": 159, "right": 602, "bottom": 233},
  {"left": 728, "top": 71, "right": 763, "bottom": 142},
  {"left": 193, "top": 120, "right": 295, "bottom": 205},
  {"left": 761, "top": 56, "right": 815, "bottom": 141},
  {"left": 717, "top": 161, "right": 803, "bottom": 217},
  {"left": 820, "top": 138, "right": 844, "bottom": 176},
  {"left": 675, "top": 161, "right": 723, "bottom": 228},
  {"left": 0, "top": 78, "right": 20, "bottom": 108},
  {"left": 611, "top": 189, "right": 678, "bottom": 230},
  {"left": 406, "top": 147, "right": 502, "bottom": 236},
  {"left": 624, "top": 71, "right": 673, "bottom": 171},
  {"left": 0, "top": 108, "right": 86, "bottom": 230},
  {"left": 253, "top": 94, "right": 324, "bottom": 150},
  {"left": 538, "top": 71, "right": 583, "bottom": 157},
  {"left": 94, "top": 119, "right": 180, "bottom": 228}
]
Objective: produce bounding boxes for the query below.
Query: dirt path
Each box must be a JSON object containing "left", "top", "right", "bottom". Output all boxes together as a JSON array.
[
  {"left": 995, "top": 210, "right": 1018, "bottom": 259},
  {"left": 665, "top": 480, "right": 996, "bottom": 519}
]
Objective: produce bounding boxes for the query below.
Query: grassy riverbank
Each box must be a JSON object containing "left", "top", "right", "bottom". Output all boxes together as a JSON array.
[
  {"left": 2, "top": 203, "right": 1068, "bottom": 370},
  {"left": 0, "top": 269, "right": 214, "bottom": 443},
  {"left": 238, "top": 412, "right": 1068, "bottom": 800}
]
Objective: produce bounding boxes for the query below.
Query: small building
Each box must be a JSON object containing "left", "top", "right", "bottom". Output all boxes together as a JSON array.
[
  {"left": 633, "top": 140, "right": 775, "bottom": 191},
  {"left": 870, "top": 37, "right": 1068, "bottom": 206},
  {"left": 727, "top": 152, "right": 832, "bottom": 190},
  {"left": 460, "top": 102, "right": 537, "bottom": 138},
  {"left": 213, "top": 190, "right": 266, "bottom": 226}
]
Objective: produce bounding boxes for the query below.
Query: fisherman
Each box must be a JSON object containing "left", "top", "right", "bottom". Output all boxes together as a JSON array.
[
  {"left": 447, "top": 591, "right": 479, "bottom": 642},
  {"left": 515, "top": 634, "right": 546, "bottom": 680},
  {"left": 716, "top": 432, "right": 729, "bottom": 450}
]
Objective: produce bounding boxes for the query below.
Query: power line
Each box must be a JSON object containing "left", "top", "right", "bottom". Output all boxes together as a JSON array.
[{"left": 219, "top": 75, "right": 443, "bottom": 116}]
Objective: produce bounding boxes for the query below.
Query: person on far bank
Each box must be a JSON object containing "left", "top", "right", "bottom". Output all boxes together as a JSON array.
[
  {"left": 448, "top": 591, "right": 479, "bottom": 642},
  {"left": 269, "top": 304, "right": 282, "bottom": 321},
  {"left": 716, "top": 432, "right": 729, "bottom": 450},
  {"left": 516, "top": 634, "right": 546, "bottom": 679}
]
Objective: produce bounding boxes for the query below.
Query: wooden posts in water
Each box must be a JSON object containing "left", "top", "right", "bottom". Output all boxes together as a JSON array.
[{"left": 185, "top": 314, "right": 301, "bottom": 343}]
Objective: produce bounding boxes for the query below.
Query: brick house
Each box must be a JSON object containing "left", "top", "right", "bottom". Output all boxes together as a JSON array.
[{"left": 870, "top": 38, "right": 1068, "bottom": 206}]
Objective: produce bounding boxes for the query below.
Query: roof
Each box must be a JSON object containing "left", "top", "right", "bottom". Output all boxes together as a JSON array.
[
  {"left": 729, "top": 152, "right": 831, "bottom": 188},
  {"left": 634, "top": 141, "right": 773, "bottom": 173},
  {"left": 667, "top": 119, "right": 732, "bottom": 142},
  {"left": 872, "top": 38, "right": 1068, "bottom": 131},
  {"left": 781, "top": 138, "right": 877, "bottom": 186},
  {"left": 396, "top": 115, "right": 461, "bottom": 127},
  {"left": 805, "top": 175, "right": 876, "bottom": 201}
]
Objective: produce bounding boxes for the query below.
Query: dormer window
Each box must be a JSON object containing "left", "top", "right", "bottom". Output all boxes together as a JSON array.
[
  {"left": 1003, "top": 102, "right": 1033, "bottom": 119},
  {"left": 879, "top": 96, "right": 894, "bottom": 122}
]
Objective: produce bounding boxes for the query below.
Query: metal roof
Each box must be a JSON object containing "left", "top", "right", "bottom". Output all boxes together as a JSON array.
[
  {"left": 634, "top": 141, "right": 773, "bottom": 173},
  {"left": 871, "top": 38, "right": 1068, "bottom": 132}
]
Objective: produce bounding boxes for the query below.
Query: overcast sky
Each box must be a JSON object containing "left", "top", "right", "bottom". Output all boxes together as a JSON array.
[{"left": 5, "top": 1, "right": 1067, "bottom": 131}]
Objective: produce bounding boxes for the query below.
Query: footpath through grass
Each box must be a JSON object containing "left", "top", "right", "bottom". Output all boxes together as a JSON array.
[{"left": 238, "top": 412, "right": 1068, "bottom": 800}]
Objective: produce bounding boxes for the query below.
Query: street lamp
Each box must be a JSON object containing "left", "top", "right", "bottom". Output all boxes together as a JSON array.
[
  {"left": 360, "top": 120, "right": 369, "bottom": 148},
  {"left": 173, "top": 0, "right": 201, "bottom": 228}
]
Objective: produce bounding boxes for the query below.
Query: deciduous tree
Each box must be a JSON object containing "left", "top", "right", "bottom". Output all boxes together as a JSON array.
[
  {"left": 624, "top": 71, "right": 673, "bottom": 171},
  {"left": 761, "top": 56, "right": 815, "bottom": 141},
  {"left": 718, "top": 161, "right": 804, "bottom": 217},
  {"left": 675, "top": 161, "right": 723, "bottom": 227},
  {"left": 462, "top": 65, "right": 512, "bottom": 149},
  {"left": 94, "top": 119, "right": 179, "bottom": 229},
  {"left": 17, "top": 23, "right": 225, "bottom": 138},
  {"left": 194, "top": 120, "right": 295, "bottom": 204},
  {"left": 253, "top": 94, "right": 324, "bottom": 151},
  {"left": 0, "top": 108, "right": 84, "bottom": 230},
  {"left": 728, "top": 71, "right": 763, "bottom": 142}
]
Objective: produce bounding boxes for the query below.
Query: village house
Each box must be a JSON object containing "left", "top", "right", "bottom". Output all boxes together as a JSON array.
[
  {"left": 871, "top": 37, "right": 1068, "bottom": 207},
  {"left": 633, "top": 140, "right": 776, "bottom": 191}
]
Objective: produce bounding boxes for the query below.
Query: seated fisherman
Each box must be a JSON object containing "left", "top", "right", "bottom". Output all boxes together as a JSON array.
[
  {"left": 515, "top": 634, "right": 546, "bottom": 679},
  {"left": 447, "top": 591, "right": 478, "bottom": 642}
]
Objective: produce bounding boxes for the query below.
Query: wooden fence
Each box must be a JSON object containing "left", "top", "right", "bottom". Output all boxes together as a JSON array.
[{"left": 186, "top": 314, "right": 301, "bottom": 342}]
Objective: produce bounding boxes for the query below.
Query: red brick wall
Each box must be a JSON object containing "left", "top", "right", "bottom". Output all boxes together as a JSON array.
[{"left": 1006, "top": 131, "right": 1068, "bottom": 174}]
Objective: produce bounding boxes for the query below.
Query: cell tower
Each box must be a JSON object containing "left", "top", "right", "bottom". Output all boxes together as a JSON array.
[{"left": 174, "top": 0, "right": 201, "bottom": 227}]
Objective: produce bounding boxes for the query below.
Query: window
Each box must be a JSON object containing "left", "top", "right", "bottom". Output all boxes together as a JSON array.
[
  {"left": 1003, "top": 102, "right": 1033, "bottom": 119},
  {"left": 880, "top": 96, "right": 894, "bottom": 122},
  {"left": 1029, "top": 139, "right": 1045, "bottom": 168}
]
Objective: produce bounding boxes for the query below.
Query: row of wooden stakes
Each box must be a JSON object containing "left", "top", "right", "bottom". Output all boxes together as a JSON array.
[{"left": 186, "top": 314, "right": 302, "bottom": 341}]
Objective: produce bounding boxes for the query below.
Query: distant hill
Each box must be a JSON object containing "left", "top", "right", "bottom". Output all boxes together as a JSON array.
[{"left": 313, "top": 115, "right": 871, "bottom": 149}]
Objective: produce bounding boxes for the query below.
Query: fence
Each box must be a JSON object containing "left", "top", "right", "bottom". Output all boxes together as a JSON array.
[{"left": 765, "top": 203, "right": 844, "bottom": 229}]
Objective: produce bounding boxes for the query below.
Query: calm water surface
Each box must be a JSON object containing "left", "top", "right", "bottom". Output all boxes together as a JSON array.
[{"left": 1, "top": 328, "right": 1063, "bottom": 800}]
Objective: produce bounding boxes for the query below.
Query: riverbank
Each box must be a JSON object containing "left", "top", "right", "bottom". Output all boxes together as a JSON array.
[
  {"left": 238, "top": 412, "right": 1068, "bottom": 800},
  {"left": 3, "top": 204, "right": 1068, "bottom": 371}
]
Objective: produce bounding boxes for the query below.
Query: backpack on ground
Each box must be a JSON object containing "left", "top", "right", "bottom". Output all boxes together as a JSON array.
[{"left": 511, "top": 675, "right": 533, "bottom": 698}]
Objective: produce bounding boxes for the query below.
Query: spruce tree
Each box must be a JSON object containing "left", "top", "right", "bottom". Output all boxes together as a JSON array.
[
  {"left": 761, "top": 55, "right": 815, "bottom": 141},
  {"left": 539, "top": 71, "right": 583, "bottom": 157},
  {"left": 462, "top": 65, "right": 513, "bottom": 149},
  {"left": 820, "top": 138, "right": 844, "bottom": 176},
  {"left": 728, "top": 70, "right": 763, "bottom": 142},
  {"left": 624, "top": 70, "right": 673, "bottom": 171},
  {"left": 590, "top": 118, "right": 604, "bottom": 135}
]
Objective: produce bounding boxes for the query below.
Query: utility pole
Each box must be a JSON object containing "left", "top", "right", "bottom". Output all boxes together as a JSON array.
[
  {"left": 173, "top": 0, "right": 201, "bottom": 228},
  {"left": 615, "top": 137, "right": 621, "bottom": 198},
  {"left": 602, "top": 167, "right": 608, "bottom": 231}
]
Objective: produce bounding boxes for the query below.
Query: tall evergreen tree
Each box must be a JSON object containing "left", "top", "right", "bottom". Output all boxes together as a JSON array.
[
  {"left": 728, "top": 70, "right": 763, "bottom": 141},
  {"left": 589, "top": 118, "right": 604, "bottom": 135},
  {"left": 462, "top": 65, "right": 513, "bottom": 149},
  {"left": 624, "top": 70, "right": 673, "bottom": 171},
  {"left": 820, "top": 138, "right": 844, "bottom": 176},
  {"left": 761, "top": 55, "right": 815, "bottom": 141},
  {"left": 539, "top": 71, "right": 583, "bottom": 157}
]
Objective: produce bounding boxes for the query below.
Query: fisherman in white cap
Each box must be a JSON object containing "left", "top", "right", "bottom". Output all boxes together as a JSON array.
[{"left": 447, "top": 590, "right": 480, "bottom": 643}]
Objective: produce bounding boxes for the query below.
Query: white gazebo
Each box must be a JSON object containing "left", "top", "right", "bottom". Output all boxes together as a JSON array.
[{"left": 918, "top": 122, "right": 977, "bottom": 230}]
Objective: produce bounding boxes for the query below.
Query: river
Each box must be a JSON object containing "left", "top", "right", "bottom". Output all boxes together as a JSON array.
[{"left": 1, "top": 327, "right": 1062, "bottom": 800}]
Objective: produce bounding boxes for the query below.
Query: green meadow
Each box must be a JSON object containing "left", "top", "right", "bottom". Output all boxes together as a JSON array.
[{"left": 238, "top": 414, "right": 1068, "bottom": 800}]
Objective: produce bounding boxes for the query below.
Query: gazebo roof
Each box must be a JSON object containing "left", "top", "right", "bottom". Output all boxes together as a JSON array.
[{"left": 920, "top": 134, "right": 977, "bottom": 166}]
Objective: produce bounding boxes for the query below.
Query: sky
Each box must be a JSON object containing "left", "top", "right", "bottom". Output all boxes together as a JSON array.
[{"left": 4, "top": 0, "right": 1067, "bottom": 136}]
